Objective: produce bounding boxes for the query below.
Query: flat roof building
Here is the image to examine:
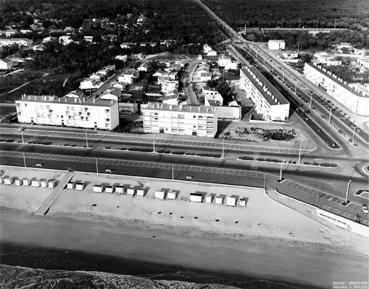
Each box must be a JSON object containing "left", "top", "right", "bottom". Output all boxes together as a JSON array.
[
  {"left": 16, "top": 94, "right": 119, "bottom": 130},
  {"left": 304, "top": 63, "right": 369, "bottom": 116},
  {"left": 142, "top": 102, "right": 218, "bottom": 137},
  {"left": 240, "top": 66, "right": 290, "bottom": 121}
]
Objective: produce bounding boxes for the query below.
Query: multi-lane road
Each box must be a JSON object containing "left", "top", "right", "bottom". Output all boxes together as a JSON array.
[{"left": 0, "top": 123, "right": 368, "bottom": 224}]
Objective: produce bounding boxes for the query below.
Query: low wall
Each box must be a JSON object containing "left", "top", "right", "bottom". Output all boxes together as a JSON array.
[{"left": 316, "top": 208, "right": 369, "bottom": 238}]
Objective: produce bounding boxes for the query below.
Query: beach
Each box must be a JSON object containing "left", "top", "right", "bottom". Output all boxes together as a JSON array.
[{"left": 0, "top": 165, "right": 368, "bottom": 288}]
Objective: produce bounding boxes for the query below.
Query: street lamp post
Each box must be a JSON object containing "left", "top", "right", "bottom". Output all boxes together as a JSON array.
[
  {"left": 153, "top": 134, "right": 156, "bottom": 153},
  {"left": 298, "top": 142, "right": 302, "bottom": 165},
  {"left": 19, "top": 125, "right": 24, "bottom": 144},
  {"left": 95, "top": 158, "right": 99, "bottom": 175},
  {"left": 85, "top": 131, "right": 89, "bottom": 148},
  {"left": 328, "top": 108, "right": 332, "bottom": 124},
  {"left": 351, "top": 127, "right": 357, "bottom": 145},
  {"left": 171, "top": 164, "right": 174, "bottom": 180},
  {"left": 279, "top": 160, "right": 283, "bottom": 181},
  {"left": 23, "top": 152, "right": 26, "bottom": 168},
  {"left": 309, "top": 92, "right": 313, "bottom": 108},
  {"left": 221, "top": 138, "right": 225, "bottom": 159},
  {"left": 345, "top": 179, "right": 352, "bottom": 204}
]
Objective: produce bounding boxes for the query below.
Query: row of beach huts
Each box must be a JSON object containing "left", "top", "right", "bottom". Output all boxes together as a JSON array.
[
  {"left": 66, "top": 180, "right": 247, "bottom": 207},
  {"left": 0, "top": 175, "right": 57, "bottom": 188},
  {"left": 155, "top": 190, "right": 248, "bottom": 207}
]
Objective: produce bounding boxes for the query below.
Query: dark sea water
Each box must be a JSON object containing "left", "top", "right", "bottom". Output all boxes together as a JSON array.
[{"left": 0, "top": 241, "right": 322, "bottom": 289}]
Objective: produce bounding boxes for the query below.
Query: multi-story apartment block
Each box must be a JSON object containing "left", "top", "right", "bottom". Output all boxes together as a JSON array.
[
  {"left": 240, "top": 66, "right": 290, "bottom": 121},
  {"left": 142, "top": 103, "right": 218, "bottom": 137},
  {"left": 16, "top": 95, "right": 119, "bottom": 130},
  {"left": 304, "top": 63, "right": 369, "bottom": 116}
]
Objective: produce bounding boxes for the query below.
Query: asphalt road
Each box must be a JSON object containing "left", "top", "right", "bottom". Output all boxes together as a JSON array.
[{"left": 1, "top": 149, "right": 367, "bottom": 225}]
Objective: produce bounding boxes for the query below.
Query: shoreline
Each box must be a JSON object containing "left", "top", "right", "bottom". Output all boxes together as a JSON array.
[
  {"left": 1, "top": 207, "right": 368, "bottom": 289},
  {"left": 0, "top": 165, "right": 368, "bottom": 288}
]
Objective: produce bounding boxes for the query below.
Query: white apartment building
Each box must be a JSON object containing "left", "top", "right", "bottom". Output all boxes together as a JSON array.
[
  {"left": 142, "top": 103, "right": 218, "bottom": 137},
  {"left": 16, "top": 95, "right": 119, "bottom": 130},
  {"left": 240, "top": 66, "right": 290, "bottom": 121},
  {"left": 268, "top": 40, "right": 286, "bottom": 50},
  {"left": 304, "top": 63, "right": 369, "bottom": 116}
]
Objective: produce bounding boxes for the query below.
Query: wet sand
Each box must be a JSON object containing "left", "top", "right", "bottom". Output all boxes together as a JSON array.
[{"left": 1, "top": 208, "right": 367, "bottom": 289}]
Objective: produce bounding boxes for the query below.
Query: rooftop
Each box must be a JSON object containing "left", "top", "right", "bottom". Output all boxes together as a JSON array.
[
  {"left": 17, "top": 95, "right": 117, "bottom": 107},
  {"left": 241, "top": 66, "right": 289, "bottom": 105},
  {"left": 143, "top": 102, "right": 216, "bottom": 114},
  {"left": 307, "top": 63, "right": 369, "bottom": 98}
]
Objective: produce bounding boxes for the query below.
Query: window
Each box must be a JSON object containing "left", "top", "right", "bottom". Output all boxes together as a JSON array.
[
  {"left": 106, "top": 118, "right": 110, "bottom": 121},
  {"left": 105, "top": 109, "right": 110, "bottom": 113}
]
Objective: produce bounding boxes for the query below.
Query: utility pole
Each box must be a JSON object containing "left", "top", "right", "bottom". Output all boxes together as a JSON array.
[
  {"left": 23, "top": 152, "right": 26, "bottom": 168},
  {"left": 95, "top": 158, "right": 99, "bottom": 175},
  {"left": 345, "top": 179, "right": 352, "bottom": 204},
  {"left": 171, "top": 164, "right": 174, "bottom": 180},
  {"left": 309, "top": 92, "right": 313, "bottom": 108}
]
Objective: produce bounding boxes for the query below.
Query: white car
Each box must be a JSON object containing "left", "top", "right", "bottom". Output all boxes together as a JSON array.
[{"left": 362, "top": 205, "right": 368, "bottom": 214}]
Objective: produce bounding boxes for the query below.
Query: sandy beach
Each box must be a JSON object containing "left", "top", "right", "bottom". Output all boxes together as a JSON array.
[{"left": 0, "top": 165, "right": 368, "bottom": 288}]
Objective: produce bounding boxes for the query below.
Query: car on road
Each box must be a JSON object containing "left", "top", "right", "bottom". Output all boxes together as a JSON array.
[
  {"left": 105, "top": 169, "right": 112, "bottom": 173},
  {"left": 362, "top": 204, "right": 368, "bottom": 214},
  {"left": 35, "top": 163, "right": 43, "bottom": 167},
  {"left": 186, "top": 175, "right": 193, "bottom": 181}
]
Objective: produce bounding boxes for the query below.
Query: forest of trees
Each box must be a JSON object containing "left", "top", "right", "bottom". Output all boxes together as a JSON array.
[
  {"left": 204, "top": 0, "right": 369, "bottom": 31},
  {"left": 0, "top": 0, "right": 226, "bottom": 76}
]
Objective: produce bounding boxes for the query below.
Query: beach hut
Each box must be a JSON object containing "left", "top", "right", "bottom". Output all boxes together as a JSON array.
[
  {"left": 155, "top": 190, "right": 166, "bottom": 200},
  {"left": 215, "top": 195, "right": 225, "bottom": 205},
  {"left": 93, "top": 185, "right": 104, "bottom": 193},
  {"left": 239, "top": 197, "right": 248, "bottom": 207},
  {"left": 48, "top": 180, "right": 56, "bottom": 188},
  {"left": 136, "top": 189, "right": 145, "bottom": 197},
  {"left": 22, "top": 178, "right": 30, "bottom": 186},
  {"left": 105, "top": 186, "right": 114, "bottom": 193},
  {"left": 40, "top": 179, "right": 48, "bottom": 188},
  {"left": 3, "top": 176, "right": 13, "bottom": 185},
  {"left": 75, "top": 182, "right": 85, "bottom": 191},
  {"left": 226, "top": 195, "right": 238, "bottom": 207},
  {"left": 205, "top": 194, "right": 213, "bottom": 203},
  {"left": 167, "top": 191, "right": 177, "bottom": 200},
  {"left": 127, "top": 188, "right": 135, "bottom": 196},
  {"left": 31, "top": 179, "right": 40, "bottom": 187},
  {"left": 189, "top": 192, "right": 204, "bottom": 203},
  {"left": 115, "top": 185, "right": 124, "bottom": 194},
  {"left": 14, "top": 178, "right": 22, "bottom": 186},
  {"left": 66, "top": 182, "right": 75, "bottom": 189}
]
